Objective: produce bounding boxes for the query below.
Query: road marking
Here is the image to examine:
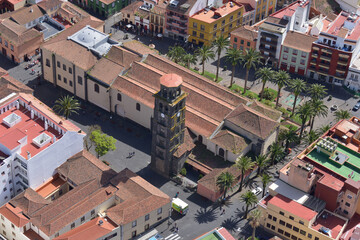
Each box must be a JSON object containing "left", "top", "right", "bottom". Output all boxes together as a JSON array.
[{"left": 164, "top": 233, "right": 181, "bottom": 240}]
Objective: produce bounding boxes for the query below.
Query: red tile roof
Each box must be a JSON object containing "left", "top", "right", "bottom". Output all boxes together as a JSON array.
[
  {"left": 268, "top": 194, "right": 317, "bottom": 221},
  {"left": 0, "top": 203, "right": 29, "bottom": 227},
  {"left": 160, "top": 73, "right": 183, "bottom": 88}
]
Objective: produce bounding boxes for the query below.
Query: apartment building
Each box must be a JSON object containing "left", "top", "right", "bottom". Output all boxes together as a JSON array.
[
  {"left": 308, "top": 12, "right": 360, "bottom": 86},
  {"left": 345, "top": 54, "right": 360, "bottom": 90},
  {"left": 87, "top": 0, "right": 129, "bottom": 17},
  {"left": 188, "top": 1, "right": 244, "bottom": 46},
  {"left": 0, "top": 151, "right": 171, "bottom": 240},
  {"left": 256, "top": 0, "right": 310, "bottom": 67},
  {"left": 235, "top": 0, "right": 276, "bottom": 23},
  {"left": 230, "top": 25, "right": 257, "bottom": 52},
  {"left": 279, "top": 31, "right": 316, "bottom": 75},
  {"left": 149, "top": 0, "right": 167, "bottom": 35},
  {"left": 242, "top": 3, "right": 255, "bottom": 25}
]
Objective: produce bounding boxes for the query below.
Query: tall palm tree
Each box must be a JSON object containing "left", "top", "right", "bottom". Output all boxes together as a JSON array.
[
  {"left": 255, "top": 154, "right": 268, "bottom": 176},
  {"left": 195, "top": 45, "right": 215, "bottom": 75},
  {"left": 289, "top": 78, "right": 306, "bottom": 115},
  {"left": 297, "top": 102, "right": 312, "bottom": 139},
  {"left": 241, "top": 191, "right": 258, "bottom": 219},
  {"left": 216, "top": 171, "right": 235, "bottom": 199},
  {"left": 319, "top": 124, "right": 331, "bottom": 134},
  {"left": 278, "top": 127, "right": 299, "bottom": 149},
  {"left": 310, "top": 99, "right": 328, "bottom": 132},
  {"left": 308, "top": 83, "right": 327, "bottom": 101},
  {"left": 212, "top": 36, "right": 230, "bottom": 82},
  {"left": 167, "top": 46, "right": 186, "bottom": 64},
  {"left": 236, "top": 156, "right": 255, "bottom": 192},
  {"left": 225, "top": 48, "right": 242, "bottom": 88},
  {"left": 269, "top": 142, "right": 283, "bottom": 165},
  {"left": 241, "top": 48, "right": 262, "bottom": 94},
  {"left": 53, "top": 95, "right": 80, "bottom": 120},
  {"left": 249, "top": 209, "right": 262, "bottom": 240},
  {"left": 334, "top": 109, "right": 351, "bottom": 121},
  {"left": 182, "top": 53, "right": 197, "bottom": 69},
  {"left": 256, "top": 67, "right": 274, "bottom": 101},
  {"left": 305, "top": 130, "right": 321, "bottom": 145},
  {"left": 273, "top": 70, "right": 290, "bottom": 108},
  {"left": 261, "top": 174, "right": 272, "bottom": 198}
]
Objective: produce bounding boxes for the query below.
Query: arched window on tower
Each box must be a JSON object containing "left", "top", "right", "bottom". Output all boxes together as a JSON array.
[
  {"left": 94, "top": 84, "right": 99, "bottom": 93},
  {"left": 136, "top": 103, "right": 141, "bottom": 111},
  {"left": 117, "top": 93, "right": 122, "bottom": 102}
]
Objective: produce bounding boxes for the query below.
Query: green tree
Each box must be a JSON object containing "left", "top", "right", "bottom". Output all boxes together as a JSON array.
[
  {"left": 289, "top": 78, "right": 306, "bottom": 115},
  {"left": 225, "top": 48, "right": 242, "bottom": 88},
  {"left": 273, "top": 70, "right": 290, "bottom": 108},
  {"left": 241, "top": 191, "right": 258, "bottom": 219},
  {"left": 241, "top": 48, "right": 262, "bottom": 94},
  {"left": 249, "top": 209, "right": 262, "bottom": 240},
  {"left": 296, "top": 102, "right": 312, "bottom": 139},
  {"left": 334, "top": 109, "right": 351, "bottom": 121},
  {"left": 53, "top": 95, "right": 80, "bottom": 120},
  {"left": 84, "top": 125, "right": 101, "bottom": 151},
  {"left": 310, "top": 99, "right": 328, "bottom": 132},
  {"left": 236, "top": 156, "right": 255, "bottom": 192},
  {"left": 216, "top": 171, "right": 235, "bottom": 199},
  {"left": 255, "top": 154, "right": 268, "bottom": 176},
  {"left": 269, "top": 142, "right": 283, "bottom": 165},
  {"left": 167, "top": 46, "right": 186, "bottom": 64},
  {"left": 90, "top": 130, "right": 116, "bottom": 158},
  {"left": 182, "top": 53, "right": 197, "bottom": 69},
  {"left": 308, "top": 83, "right": 327, "bottom": 101},
  {"left": 278, "top": 127, "right": 299, "bottom": 149},
  {"left": 256, "top": 67, "right": 274, "bottom": 101},
  {"left": 261, "top": 173, "right": 272, "bottom": 198},
  {"left": 305, "top": 130, "right": 320, "bottom": 145},
  {"left": 319, "top": 124, "right": 331, "bottom": 134},
  {"left": 195, "top": 45, "right": 215, "bottom": 75},
  {"left": 212, "top": 36, "right": 230, "bottom": 82}
]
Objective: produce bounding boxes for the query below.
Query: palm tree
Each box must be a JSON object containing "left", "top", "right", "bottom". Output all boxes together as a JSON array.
[
  {"left": 167, "top": 46, "right": 186, "bottom": 64},
  {"left": 278, "top": 127, "right": 299, "bottom": 149},
  {"left": 289, "top": 78, "right": 306, "bottom": 115},
  {"left": 273, "top": 70, "right": 290, "bottom": 108},
  {"left": 255, "top": 154, "right": 268, "bottom": 176},
  {"left": 261, "top": 174, "right": 272, "bottom": 198},
  {"left": 249, "top": 209, "right": 262, "bottom": 240},
  {"left": 305, "top": 130, "right": 321, "bottom": 145},
  {"left": 225, "top": 48, "right": 242, "bottom": 88},
  {"left": 241, "top": 191, "right": 258, "bottom": 219},
  {"left": 195, "top": 45, "right": 215, "bottom": 75},
  {"left": 308, "top": 83, "right": 327, "bottom": 101},
  {"left": 334, "top": 109, "right": 351, "bottom": 121},
  {"left": 296, "top": 102, "right": 312, "bottom": 139},
  {"left": 319, "top": 124, "right": 331, "bottom": 134},
  {"left": 53, "top": 95, "right": 80, "bottom": 120},
  {"left": 182, "top": 53, "right": 197, "bottom": 69},
  {"left": 269, "top": 142, "right": 283, "bottom": 165},
  {"left": 256, "top": 67, "right": 274, "bottom": 101},
  {"left": 241, "top": 48, "right": 262, "bottom": 94},
  {"left": 236, "top": 156, "right": 255, "bottom": 192},
  {"left": 310, "top": 99, "right": 328, "bottom": 132},
  {"left": 216, "top": 171, "right": 235, "bottom": 199},
  {"left": 212, "top": 36, "right": 230, "bottom": 82}
]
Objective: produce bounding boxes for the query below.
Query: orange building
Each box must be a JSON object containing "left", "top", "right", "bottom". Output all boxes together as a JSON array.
[{"left": 230, "top": 25, "right": 257, "bottom": 52}]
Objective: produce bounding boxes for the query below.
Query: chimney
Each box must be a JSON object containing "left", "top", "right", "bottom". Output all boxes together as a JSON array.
[
  {"left": 98, "top": 220, "right": 103, "bottom": 226},
  {"left": 16, "top": 101, "right": 20, "bottom": 110},
  {"left": 27, "top": 151, "right": 31, "bottom": 160},
  {"left": 44, "top": 121, "right": 48, "bottom": 130},
  {"left": 31, "top": 110, "right": 34, "bottom": 119},
  {"left": 30, "top": 7, "right": 33, "bottom": 13}
]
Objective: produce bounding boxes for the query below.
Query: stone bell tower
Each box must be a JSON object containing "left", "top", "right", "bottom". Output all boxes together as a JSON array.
[{"left": 150, "top": 73, "right": 187, "bottom": 177}]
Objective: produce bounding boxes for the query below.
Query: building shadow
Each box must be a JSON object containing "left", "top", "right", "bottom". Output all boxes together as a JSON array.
[
  {"left": 135, "top": 166, "right": 169, "bottom": 188},
  {"left": 0, "top": 54, "right": 17, "bottom": 70}
]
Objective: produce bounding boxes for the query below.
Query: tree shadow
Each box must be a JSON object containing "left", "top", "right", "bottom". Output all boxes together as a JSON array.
[
  {"left": 194, "top": 207, "right": 218, "bottom": 224},
  {"left": 221, "top": 217, "right": 240, "bottom": 232}
]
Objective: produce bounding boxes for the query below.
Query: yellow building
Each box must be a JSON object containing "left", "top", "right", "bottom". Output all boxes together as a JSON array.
[
  {"left": 188, "top": 1, "right": 244, "bottom": 46},
  {"left": 253, "top": 0, "right": 277, "bottom": 22}
]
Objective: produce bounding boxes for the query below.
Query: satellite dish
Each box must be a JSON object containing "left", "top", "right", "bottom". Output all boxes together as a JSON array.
[
  {"left": 161, "top": 113, "right": 165, "bottom": 118},
  {"left": 177, "top": 112, "right": 180, "bottom": 117}
]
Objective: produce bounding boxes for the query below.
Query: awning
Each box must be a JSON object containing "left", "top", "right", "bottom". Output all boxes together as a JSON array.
[
  {"left": 157, "top": 34, "right": 163, "bottom": 37},
  {"left": 126, "top": 24, "right": 132, "bottom": 28}
]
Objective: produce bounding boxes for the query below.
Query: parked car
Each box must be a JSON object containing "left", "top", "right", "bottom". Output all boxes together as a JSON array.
[
  {"left": 330, "top": 105, "right": 338, "bottom": 111},
  {"left": 251, "top": 186, "right": 262, "bottom": 196},
  {"left": 353, "top": 103, "right": 360, "bottom": 111}
]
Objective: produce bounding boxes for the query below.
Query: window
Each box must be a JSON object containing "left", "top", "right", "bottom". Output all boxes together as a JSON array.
[
  {"left": 4, "top": 41, "right": 8, "bottom": 47},
  {"left": 308, "top": 233, "right": 312, "bottom": 238},
  {"left": 300, "top": 59, "right": 305, "bottom": 65},
  {"left": 132, "top": 231, "right": 137, "bottom": 237},
  {"left": 300, "top": 230, "right": 306, "bottom": 236},
  {"left": 291, "top": 57, "right": 296, "bottom": 62},
  {"left": 193, "top": 22, "right": 197, "bottom": 28},
  {"left": 94, "top": 84, "right": 99, "bottom": 93},
  {"left": 69, "top": 68, "right": 72, "bottom": 74},
  {"left": 268, "top": 214, "right": 272, "bottom": 220},
  {"left": 192, "top": 31, "right": 197, "bottom": 36},
  {"left": 286, "top": 223, "right": 292, "bottom": 229},
  {"left": 132, "top": 220, "right": 137, "bottom": 227},
  {"left": 57, "top": 61, "right": 60, "bottom": 68},
  {"left": 117, "top": 93, "right": 122, "bottom": 101},
  {"left": 283, "top": 54, "right": 288, "bottom": 60},
  {"left": 200, "top": 33, "right": 204, "bottom": 39},
  {"left": 284, "top": 47, "right": 289, "bottom": 53},
  {"left": 234, "top": 37, "right": 237, "bottom": 43},
  {"left": 78, "top": 76, "right": 83, "bottom": 85},
  {"left": 293, "top": 226, "right": 299, "bottom": 232},
  {"left": 112, "top": 2, "right": 115, "bottom": 7},
  {"left": 0, "top": 37, "right": 2, "bottom": 43},
  {"left": 289, "top": 216, "right": 294, "bottom": 220},
  {"left": 279, "top": 220, "right": 285, "bottom": 225},
  {"left": 51, "top": 194, "right": 55, "bottom": 200},
  {"left": 241, "top": 39, "right": 244, "bottom": 44},
  {"left": 69, "top": 81, "right": 73, "bottom": 87},
  {"left": 247, "top": 42, "right": 250, "bottom": 47},
  {"left": 299, "top": 220, "right": 304, "bottom": 225},
  {"left": 347, "top": 194, "right": 353, "bottom": 199},
  {"left": 91, "top": 209, "right": 95, "bottom": 216},
  {"left": 230, "top": 15, "right": 233, "bottom": 21},
  {"left": 345, "top": 202, "right": 351, "bottom": 207},
  {"left": 301, "top": 52, "right": 307, "bottom": 57},
  {"left": 71, "top": 223, "right": 75, "bottom": 229},
  {"left": 291, "top": 236, "right": 298, "bottom": 240},
  {"left": 271, "top": 225, "right": 275, "bottom": 230},
  {"left": 213, "top": 24, "right": 217, "bottom": 30},
  {"left": 213, "top": 33, "right": 217, "bottom": 38},
  {"left": 58, "top": 74, "right": 61, "bottom": 80},
  {"left": 1, "top": 215, "right": 4, "bottom": 220},
  {"left": 63, "top": 64, "right": 66, "bottom": 71},
  {"left": 272, "top": 216, "right": 277, "bottom": 222},
  {"left": 344, "top": 210, "right": 349, "bottom": 214},
  {"left": 278, "top": 228, "right": 284, "bottom": 234},
  {"left": 3, "top": 188, "right": 7, "bottom": 192},
  {"left": 2, "top": 231, "right": 6, "bottom": 236},
  {"left": 285, "top": 232, "right": 290, "bottom": 237},
  {"left": 315, "top": 237, "right": 319, "bottom": 240},
  {"left": 63, "top": 77, "right": 67, "bottom": 84},
  {"left": 59, "top": 189, "right": 63, "bottom": 195},
  {"left": 46, "top": 59, "right": 50, "bottom": 67},
  {"left": 200, "top": 25, "right": 205, "bottom": 31},
  {"left": 10, "top": 45, "right": 13, "bottom": 51},
  {"left": 222, "top": 20, "right": 225, "bottom": 26},
  {"left": 11, "top": 224, "right": 14, "bottom": 229},
  {"left": 293, "top": 49, "right": 298, "bottom": 55},
  {"left": 145, "top": 214, "right": 150, "bottom": 221},
  {"left": 266, "top": 223, "right": 271, "bottom": 228},
  {"left": 145, "top": 224, "right": 149, "bottom": 230},
  {"left": 157, "top": 207, "right": 162, "bottom": 214}
]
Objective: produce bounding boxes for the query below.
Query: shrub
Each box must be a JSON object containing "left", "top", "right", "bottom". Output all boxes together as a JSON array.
[
  {"left": 279, "top": 107, "right": 289, "bottom": 117},
  {"left": 263, "top": 100, "right": 273, "bottom": 106},
  {"left": 247, "top": 92, "right": 257, "bottom": 99},
  {"left": 198, "top": 174, "right": 204, "bottom": 180},
  {"left": 180, "top": 168, "right": 187, "bottom": 176},
  {"left": 262, "top": 88, "right": 276, "bottom": 101}
]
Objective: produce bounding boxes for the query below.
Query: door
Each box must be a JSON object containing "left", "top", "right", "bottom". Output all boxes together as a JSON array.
[
  {"left": 2, "top": 48, "right": 6, "bottom": 56},
  {"left": 280, "top": 63, "right": 287, "bottom": 71},
  {"left": 298, "top": 67, "right": 305, "bottom": 76},
  {"left": 289, "top": 65, "right": 296, "bottom": 74}
]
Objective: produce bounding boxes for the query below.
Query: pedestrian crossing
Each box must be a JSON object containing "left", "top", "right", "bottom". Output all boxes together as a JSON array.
[{"left": 164, "top": 233, "right": 181, "bottom": 240}]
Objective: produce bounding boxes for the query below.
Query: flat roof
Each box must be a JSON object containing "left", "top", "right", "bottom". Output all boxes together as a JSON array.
[
  {"left": 311, "top": 210, "right": 347, "bottom": 239},
  {"left": 269, "top": 179, "right": 310, "bottom": 204},
  {"left": 271, "top": 0, "right": 309, "bottom": 19},
  {"left": 35, "top": 175, "right": 66, "bottom": 198},
  {"left": 190, "top": 2, "right": 242, "bottom": 24}
]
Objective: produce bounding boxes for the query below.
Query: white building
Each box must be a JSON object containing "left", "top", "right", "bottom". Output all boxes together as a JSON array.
[
  {"left": 345, "top": 55, "right": 360, "bottom": 91},
  {"left": 0, "top": 92, "right": 84, "bottom": 207}
]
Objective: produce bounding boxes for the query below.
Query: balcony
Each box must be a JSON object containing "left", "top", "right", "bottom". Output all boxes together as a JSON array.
[
  {"left": 339, "top": 53, "right": 350, "bottom": 58},
  {"left": 312, "top": 45, "right": 320, "bottom": 50},
  {"left": 319, "top": 63, "right": 330, "bottom": 69},
  {"left": 166, "top": 13, "right": 187, "bottom": 22},
  {"left": 338, "top": 60, "right": 348, "bottom": 66},
  {"left": 260, "top": 32, "right": 278, "bottom": 40},
  {"left": 336, "top": 69, "right": 346, "bottom": 74},
  {"left": 260, "top": 37, "right": 277, "bottom": 46},
  {"left": 312, "top": 52, "right": 319, "bottom": 57},
  {"left": 322, "top": 48, "right": 333, "bottom": 54},
  {"left": 317, "top": 68, "right": 329, "bottom": 74},
  {"left": 259, "top": 45, "right": 276, "bottom": 54},
  {"left": 320, "top": 54, "right": 331, "bottom": 61}
]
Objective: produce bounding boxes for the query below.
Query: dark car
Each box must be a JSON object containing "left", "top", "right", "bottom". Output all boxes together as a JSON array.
[{"left": 353, "top": 103, "right": 360, "bottom": 111}]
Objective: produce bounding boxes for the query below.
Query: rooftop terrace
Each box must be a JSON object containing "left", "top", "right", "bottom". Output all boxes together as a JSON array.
[{"left": 311, "top": 210, "right": 347, "bottom": 239}]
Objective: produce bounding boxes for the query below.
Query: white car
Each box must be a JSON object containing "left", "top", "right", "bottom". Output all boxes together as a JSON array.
[{"left": 251, "top": 186, "right": 263, "bottom": 196}]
